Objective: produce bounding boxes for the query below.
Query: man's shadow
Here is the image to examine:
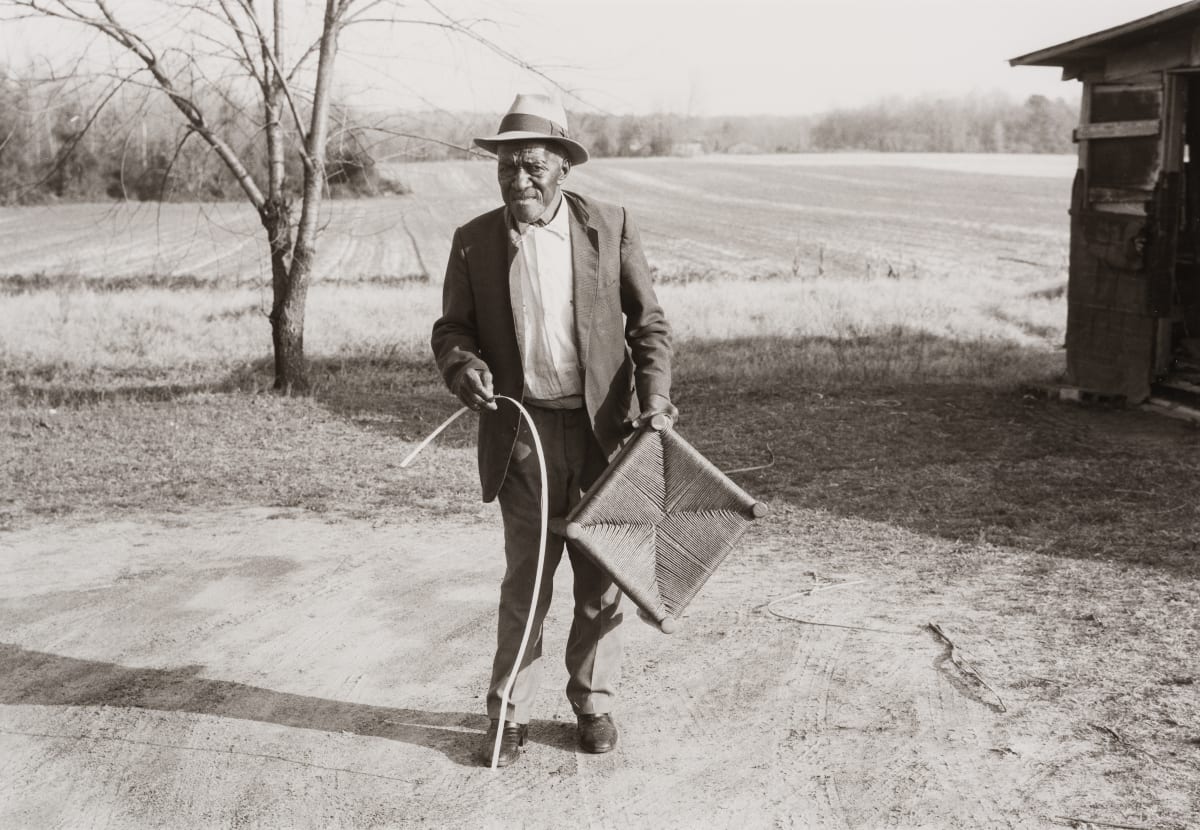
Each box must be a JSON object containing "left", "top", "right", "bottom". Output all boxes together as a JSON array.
[{"left": 0, "top": 643, "right": 576, "bottom": 766}]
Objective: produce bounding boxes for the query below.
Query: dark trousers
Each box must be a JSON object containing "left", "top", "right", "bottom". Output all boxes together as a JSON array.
[{"left": 488, "top": 405, "right": 623, "bottom": 723}]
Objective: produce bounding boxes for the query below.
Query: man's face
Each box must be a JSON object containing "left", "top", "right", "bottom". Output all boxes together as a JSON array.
[{"left": 497, "top": 142, "right": 570, "bottom": 224}]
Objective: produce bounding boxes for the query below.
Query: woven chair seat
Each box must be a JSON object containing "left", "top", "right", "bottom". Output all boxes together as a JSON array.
[{"left": 560, "top": 426, "right": 766, "bottom": 633}]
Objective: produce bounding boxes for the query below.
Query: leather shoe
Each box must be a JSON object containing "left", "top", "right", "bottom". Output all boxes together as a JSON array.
[
  {"left": 577, "top": 713, "right": 618, "bottom": 754},
  {"left": 480, "top": 719, "right": 527, "bottom": 767}
]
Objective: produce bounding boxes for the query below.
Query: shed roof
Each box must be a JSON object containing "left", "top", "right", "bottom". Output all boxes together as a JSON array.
[{"left": 1010, "top": 1, "right": 1200, "bottom": 68}]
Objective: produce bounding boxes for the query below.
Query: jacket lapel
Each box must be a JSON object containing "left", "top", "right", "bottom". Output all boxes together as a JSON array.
[{"left": 567, "top": 192, "right": 600, "bottom": 366}]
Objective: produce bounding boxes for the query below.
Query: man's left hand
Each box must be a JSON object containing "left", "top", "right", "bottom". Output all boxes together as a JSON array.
[{"left": 629, "top": 395, "right": 678, "bottom": 431}]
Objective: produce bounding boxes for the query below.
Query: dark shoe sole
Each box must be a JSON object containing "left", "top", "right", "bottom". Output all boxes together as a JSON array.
[
  {"left": 480, "top": 722, "right": 527, "bottom": 767},
  {"left": 490, "top": 749, "right": 522, "bottom": 767},
  {"left": 577, "top": 715, "right": 618, "bottom": 754}
]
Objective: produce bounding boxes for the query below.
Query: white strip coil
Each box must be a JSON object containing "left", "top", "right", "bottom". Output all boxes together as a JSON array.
[{"left": 400, "top": 396, "right": 549, "bottom": 770}]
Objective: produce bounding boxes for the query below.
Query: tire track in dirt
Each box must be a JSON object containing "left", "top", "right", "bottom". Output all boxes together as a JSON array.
[
  {"left": 315, "top": 223, "right": 359, "bottom": 283},
  {"left": 161, "top": 233, "right": 260, "bottom": 281},
  {"left": 751, "top": 575, "right": 1024, "bottom": 829},
  {"left": 578, "top": 163, "right": 1067, "bottom": 286},
  {"left": 2, "top": 226, "right": 115, "bottom": 269},
  {"left": 598, "top": 166, "right": 1066, "bottom": 241},
  {"left": 158, "top": 533, "right": 418, "bottom": 657},
  {"left": 571, "top": 609, "right": 856, "bottom": 827},
  {"left": 2, "top": 584, "right": 144, "bottom": 656}
]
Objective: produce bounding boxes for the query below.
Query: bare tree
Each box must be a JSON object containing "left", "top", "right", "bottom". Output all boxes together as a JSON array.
[
  {"left": 2, "top": 0, "right": 566, "bottom": 392},
  {"left": 0, "top": 0, "right": 359, "bottom": 390}
]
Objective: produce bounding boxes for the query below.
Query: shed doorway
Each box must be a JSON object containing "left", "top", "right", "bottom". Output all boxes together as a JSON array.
[{"left": 1162, "top": 74, "right": 1200, "bottom": 396}]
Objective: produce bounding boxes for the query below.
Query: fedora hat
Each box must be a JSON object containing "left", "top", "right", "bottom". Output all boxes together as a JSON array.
[{"left": 474, "top": 93, "right": 589, "bottom": 165}]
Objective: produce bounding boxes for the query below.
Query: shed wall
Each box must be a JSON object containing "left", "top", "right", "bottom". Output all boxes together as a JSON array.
[{"left": 1065, "top": 72, "right": 1183, "bottom": 401}]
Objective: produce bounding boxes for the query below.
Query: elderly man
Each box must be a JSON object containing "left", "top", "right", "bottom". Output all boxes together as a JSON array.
[{"left": 430, "top": 93, "right": 675, "bottom": 767}]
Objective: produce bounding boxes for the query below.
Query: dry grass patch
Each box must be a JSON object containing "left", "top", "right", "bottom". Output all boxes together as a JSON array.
[
  {"left": 1, "top": 270, "right": 1065, "bottom": 404},
  {"left": 6, "top": 331, "right": 1200, "bottom": 582},
  {"left": 1, "top": 389, "right": 480, "bottom": 531}
]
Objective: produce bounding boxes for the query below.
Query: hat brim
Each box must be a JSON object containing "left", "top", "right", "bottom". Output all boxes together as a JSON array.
[{"left": 473, "top": 131, "right": 589, "bottom": 165}]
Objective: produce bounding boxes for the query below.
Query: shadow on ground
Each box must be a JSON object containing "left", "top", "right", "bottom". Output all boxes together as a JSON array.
[
  {"left": 6, "top": 332, "right": 1200, "bottom": 575},
  {"left": 0, "top": 643, "right": 574, "bottom": 766},
  {"left": 4, "top": 354, "right": 478, "bottom": 450},
  {"left": 675, "top": 337, "right": 1200, "bottom": 576},
  {"left": 303, "top": 335, "right": 1200, "bottom": 576}
]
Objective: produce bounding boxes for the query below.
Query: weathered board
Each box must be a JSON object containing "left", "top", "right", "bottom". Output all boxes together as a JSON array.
[
  {"left": 1104, "top": 30, "right": 1195, "bottom": 81},
  {"left": 1066, "top": 78, "right": 1165, "bottom": 400},
  {"left": 1089, "top": 85, "right": 1161, "bottom": 122},
  {"left": 1074, "top": 120, "right": 1160, "bottom": 141}
]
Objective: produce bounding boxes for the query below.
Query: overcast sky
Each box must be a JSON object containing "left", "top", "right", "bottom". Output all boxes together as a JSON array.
[{"left": 0, "top": 0, "right": 1179, "bottom": 116}]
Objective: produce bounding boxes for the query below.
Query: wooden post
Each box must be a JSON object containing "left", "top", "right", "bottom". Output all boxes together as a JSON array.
[
  {"left": 1152, "top": 74, "right": 1188, "bottom": 374},
  {"left": 1077, "top": 81, "right": 1092, "bottom": 173}
]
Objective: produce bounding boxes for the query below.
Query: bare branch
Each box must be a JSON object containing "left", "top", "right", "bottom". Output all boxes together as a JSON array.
[
  {"left": 13, "top": 69, "right": 137, "bottom": 197},
  {"left": 285, "top": 35, "right": 323, "bottom": 84},
  {"left": 339, "top": 0, "right": 387, "bottom": 24},
  {"left": 157, "top": 124, "right": 196, "bottom": 202},
  {"left": 357, "top": 125, "right": 488, "bottom": 158},
  {"left": 189, "top": 0, "right": 268, "bottom": 93},
  {"left": 189, "top": 23, "right": 264, "bottom": 88},
  {"left": 178, "top": 46, "right": 264, "bottom": 132},
  {"left": 421, "top": 0, "right": 604, "bottom": 113},
  {"left": 114, "top": 122, "right": 134, "bottom": 201},
  {"left": 7, "top": 43, "right": 96, "bottom": 87},
  {"left": 335, "top": 2, "right": 603, "bottom": 115},
  {"left": 234, "top": 0, "right": 312, "bottom": 164},
  {"left": 11, "top": 0, "right": 267, "bottom": 208},
  {"left": 0, "top": 132, "right": 13, "bottom": 159},
  {"left": 293, "top": 0, "right": 344, "bottom": 250}
]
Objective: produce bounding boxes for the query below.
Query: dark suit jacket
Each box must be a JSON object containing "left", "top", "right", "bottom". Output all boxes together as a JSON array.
[{"left": 431, "top": 190, "right": 672, "bottom": 502}]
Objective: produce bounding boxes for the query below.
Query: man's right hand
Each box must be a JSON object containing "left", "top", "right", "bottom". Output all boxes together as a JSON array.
[{"left": 453, "top": 366, "right": 498, "bottom": 411}]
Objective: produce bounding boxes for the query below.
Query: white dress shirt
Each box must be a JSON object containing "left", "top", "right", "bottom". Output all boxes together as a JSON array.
[{"left": 513, "top": 197, "right": 582, "bottom": 402}]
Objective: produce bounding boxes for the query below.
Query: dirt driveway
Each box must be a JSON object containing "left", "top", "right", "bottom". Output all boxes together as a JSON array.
[{"left": 1, "top": 502, "right": 1196, "bottom": 829}]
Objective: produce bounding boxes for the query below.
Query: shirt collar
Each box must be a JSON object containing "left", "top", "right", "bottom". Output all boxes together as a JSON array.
[
  {"left": 537, "top": 192, "right": 569, "bottom": 239},
  {"left": 509, "top": 191, "right": 568, "bottom": 241}
]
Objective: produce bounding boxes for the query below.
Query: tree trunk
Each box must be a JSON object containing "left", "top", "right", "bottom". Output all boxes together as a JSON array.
[
  {"left": 264, "top": 0, "right": 340, "bottom": 394},
  {"left": 262, "top": 199, "right": 308, "bottom": 392},
  {"left": 271, "top": 267, "right": 310, "bottom": 393},
  {"left": 262, "top": 0, "right": 296, "bottom": 392}
]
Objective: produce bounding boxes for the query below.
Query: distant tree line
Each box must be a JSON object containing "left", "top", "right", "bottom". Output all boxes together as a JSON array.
[
  {"left": 575, "top": 93, "right": 1078, "bottom": 156},
  {"left": 0, "top": 67, "right": 1079, "bottom": 205},
  {"left": 0, "top": 70, "right": 404, "bottom": 205},
  {"left": 808, "top": 93, "right": 1079, "bottom": 153}
]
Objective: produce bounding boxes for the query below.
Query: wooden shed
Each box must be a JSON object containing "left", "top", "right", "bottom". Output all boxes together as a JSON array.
[{"left": 1011, "top": 2, "right": 1200, "bottom": 402}]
